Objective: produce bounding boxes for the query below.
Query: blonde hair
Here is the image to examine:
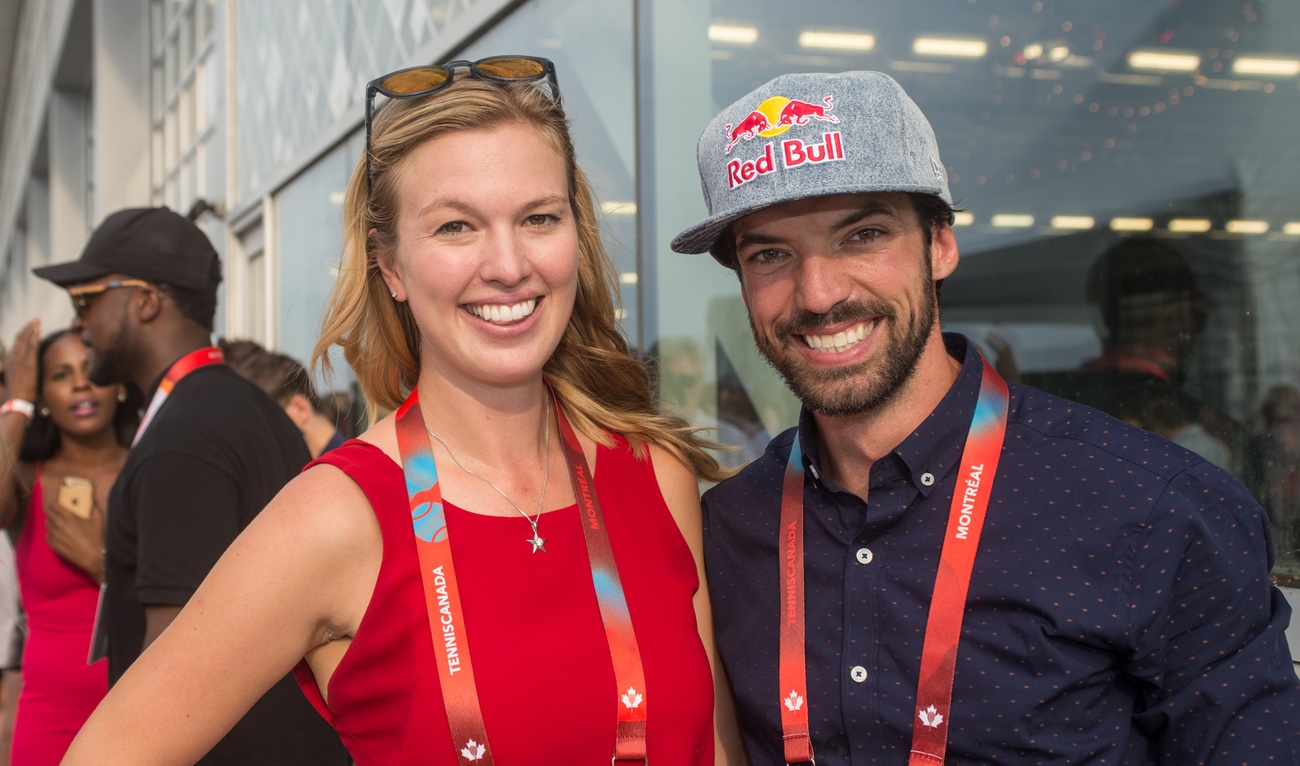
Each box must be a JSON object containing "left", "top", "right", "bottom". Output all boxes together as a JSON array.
[{"left": 314, "top": 75, "right": 727, "bottom": 482}]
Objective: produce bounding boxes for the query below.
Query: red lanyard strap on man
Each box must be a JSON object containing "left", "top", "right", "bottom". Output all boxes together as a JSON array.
[
  {"left": 132, "top": 346, "right": 226, "bottom": 446},
  {"left": 778, "top": 358, "right": 1009, "bottom": 765},
  {"left": 396, "top": 388, "right": 649, "bottom": 765}
]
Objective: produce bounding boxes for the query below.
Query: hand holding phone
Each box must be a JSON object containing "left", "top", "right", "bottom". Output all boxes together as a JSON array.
[{"left": 56, "top": 476, "right": 94, "bottom": 520}]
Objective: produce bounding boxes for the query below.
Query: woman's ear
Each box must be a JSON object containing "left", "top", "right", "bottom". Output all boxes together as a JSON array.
[{"left": 373, "top": 229, "right": 406, "bottom": 302}]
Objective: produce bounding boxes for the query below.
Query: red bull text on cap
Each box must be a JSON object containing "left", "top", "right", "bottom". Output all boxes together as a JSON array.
[{"left": 671, "top": 71, "right": 952, "bottom": 266}]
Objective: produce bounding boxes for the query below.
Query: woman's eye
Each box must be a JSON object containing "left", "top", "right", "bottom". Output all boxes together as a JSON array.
[
  {"left": 438, "top": 221, "right": 467, "bottom": 234},
  {"left": 526, "top": 214, "right": 557, "bottom": 226}
]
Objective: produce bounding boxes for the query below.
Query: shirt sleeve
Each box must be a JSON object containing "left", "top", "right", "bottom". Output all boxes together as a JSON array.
[
  {"left": 1124, "top": 461, "right": 1300, "bottom": 762},
  {"left": 130, "top": 450, "right": 243, "bottom": 607}
]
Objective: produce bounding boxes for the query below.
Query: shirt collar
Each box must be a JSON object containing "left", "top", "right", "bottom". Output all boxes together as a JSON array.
[{"left": 795, "top": 333, "right": 986, "bottom": 496}]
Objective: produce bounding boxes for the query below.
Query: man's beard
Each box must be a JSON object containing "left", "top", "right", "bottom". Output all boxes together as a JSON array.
[
  {"left": 87, "top": 312, "right": 134, "bottom": 388},
  {"left": 749, "top": 253, "right": 938, "bottom": 418}
]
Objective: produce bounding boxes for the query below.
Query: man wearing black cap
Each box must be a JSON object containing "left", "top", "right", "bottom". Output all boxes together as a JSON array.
[
  {"left": 673, "top": 72, "right": 1300, "bottom": 764},
  {"left": 34, "top": 207, "right": 349, "bottom": 764}
]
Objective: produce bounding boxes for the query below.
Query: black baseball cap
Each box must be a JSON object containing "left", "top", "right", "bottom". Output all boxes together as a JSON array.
[{"left": 33, "top": 207, "right": 222, "bottom": 293}]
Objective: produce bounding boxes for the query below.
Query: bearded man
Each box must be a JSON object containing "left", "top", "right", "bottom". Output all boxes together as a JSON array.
[{"left": 672, "top": 70, "right": 1300, "bottom": 765}]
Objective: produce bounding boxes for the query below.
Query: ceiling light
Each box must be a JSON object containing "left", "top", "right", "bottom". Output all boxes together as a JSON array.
[
  {"left": 799, "top": 31, "right": 875, "bottom": 51},
  {"left": 913, "top": 37, "right": 988, "bottom": 58},
  {"left": 1168, "top": 218, "right": 1212, "bottom": 233},
  {"left": 709, "top": 25, "right": 758, "bottom": 45},
  {"left": 1023, "top": 43, "right": 1044, "bottom": 60},
  {"left": 1226, "top": 219, "right": 1269, "bottom": 234},
  {"left": 953, "top": 211, "right": 975, "bottom": 226},
  {"left": 601, "top": 201, "right": 637, "bottom": 216},
  {"left": 1232, "top": 57, "right": 1300, "bottom": 76},
  {"left": 990, "top": 214, "right": 1034, "bottom": 228},
  {"left": 1048, "top": 46, "right": 1070, "bottom": 62},
  {"left": 1110, "top": 217, "right": 1154, "bottom": 232},
  {"left": 1051, "top": 215, "right": 1094, "bottom": 230},
  {"left": 619, "top": 272, "right": 639, "bottom": 284},
  {"left": 1127, "top": 50, "right": 1200, "bottom": 72},
  {"left": 1285, "top": 222, "right": 1300, "bottom": 235}
]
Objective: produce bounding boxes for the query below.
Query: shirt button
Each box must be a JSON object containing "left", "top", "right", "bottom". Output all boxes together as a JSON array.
[
  {"left": 855, "top": 547, "right": 874, "bottom": 565},
  {"left": 920, "top": 472, "right": 935, "bottom": 487},
  {"left": 850, "top": 665, "right": 868, "bottom": 683}
]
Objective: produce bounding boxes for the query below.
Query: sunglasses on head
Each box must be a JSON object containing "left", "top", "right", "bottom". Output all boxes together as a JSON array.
[
  {"left": 68, "top": 279, "right": 154, "bottom": 319},
  {"left": 364, "top": 55, "right": 561, "bottom": 187}
]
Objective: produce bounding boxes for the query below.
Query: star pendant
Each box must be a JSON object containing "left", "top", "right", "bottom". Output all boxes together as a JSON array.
[{"left": 528, "top": 533, "right": 547, "bottom": 553}]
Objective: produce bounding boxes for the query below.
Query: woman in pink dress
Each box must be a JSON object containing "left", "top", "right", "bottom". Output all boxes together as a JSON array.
[{"left": 0, "top": 323, "right": 138, "bottom": 764}]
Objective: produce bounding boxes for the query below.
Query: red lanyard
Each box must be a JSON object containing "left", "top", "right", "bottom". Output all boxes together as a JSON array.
[
  {"left": 89, "top": 345, "right": 226, "bottom": 665},
  {"left": 132, "top": 346, "right": 225, "bottom": 446},
  {"left": 395, "top": 387, "right": 648, "bottom": 765},
  {"left": 779, "top": 359, "right": 1008, "bottom": 765}
]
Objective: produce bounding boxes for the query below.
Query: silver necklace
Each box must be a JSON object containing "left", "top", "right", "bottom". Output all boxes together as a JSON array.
[{"left": 426, "top": 402, "right": 551, "bottom": 553}]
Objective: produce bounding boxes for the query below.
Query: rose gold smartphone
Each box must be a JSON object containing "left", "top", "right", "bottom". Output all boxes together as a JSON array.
[{"left": 56, "top": 476, "right": 94, "bottom": 519}]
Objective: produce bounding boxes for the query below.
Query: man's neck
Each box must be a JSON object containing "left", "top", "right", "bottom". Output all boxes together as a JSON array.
[
  {"left": 812, "top": 334, "right": 961, "bottom": 499},
  {"left": 133, "top": 329, "right": 214, "bottom": 393}
]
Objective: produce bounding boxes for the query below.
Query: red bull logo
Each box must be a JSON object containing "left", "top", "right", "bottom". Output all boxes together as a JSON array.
[
  {"left": 723, "top": 95, "right": 840, "bottom": 154},
  {"left": 723, "top": 94, "right": 846, "bottom": 190}
]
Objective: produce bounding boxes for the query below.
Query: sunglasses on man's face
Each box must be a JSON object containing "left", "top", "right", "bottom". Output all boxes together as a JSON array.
[
  {"left": 68, "top": 280, "right": 154, "bottom": 319},
  {"left": 364, "top": 55, "right": 561, "bottom": 186}
]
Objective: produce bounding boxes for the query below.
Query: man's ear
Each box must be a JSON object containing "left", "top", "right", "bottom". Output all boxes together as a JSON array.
[
  {"left": 134, "top": 285, "right": 167, "bottom": 324},
  {"left": 930, "top": 225, "right": 960, "bottom": 281},
  {"left": 284, "top": 394, "right": 314, "bottom": 428}
]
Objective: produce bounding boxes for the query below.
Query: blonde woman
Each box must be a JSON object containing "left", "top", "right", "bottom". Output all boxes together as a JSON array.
[{"left": 65, "top": 57, "right": 744, "bottom": 765}]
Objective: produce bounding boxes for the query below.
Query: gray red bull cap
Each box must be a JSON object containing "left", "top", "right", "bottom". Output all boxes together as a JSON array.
[{"left": 670, "top": 70, "right": 952, "bottom": 267}]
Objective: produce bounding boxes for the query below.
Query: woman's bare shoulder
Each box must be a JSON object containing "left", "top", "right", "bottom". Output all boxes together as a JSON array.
[{"left": 258, "top": 459, "right": 383, "bottom": 561}]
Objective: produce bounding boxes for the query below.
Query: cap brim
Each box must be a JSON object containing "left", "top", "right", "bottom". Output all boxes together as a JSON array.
[
  {"left": 32, "top": 259, "right": 112, "bottom": 288},
  {"left": 670, "top": 181, "right": 941, "bottom": 263},
  {"left": 670, "top": 207, "right": 756, "bottom": 258}
]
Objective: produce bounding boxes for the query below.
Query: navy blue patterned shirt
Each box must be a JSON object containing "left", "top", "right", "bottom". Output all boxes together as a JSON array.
[{"left": 703, "top": 334, "right": 1300, "bottom": 764}]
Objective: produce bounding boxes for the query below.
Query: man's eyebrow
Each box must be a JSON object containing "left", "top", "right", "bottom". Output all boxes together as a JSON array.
[
  {"left": 832, "top": 205, "right": 904, "bottom": 231},
  {"left": 735, "top": 230, "right": 782, "bottom": 251},
  {"left": 736, "top": 204, "right": 905, "bottom": 252}
]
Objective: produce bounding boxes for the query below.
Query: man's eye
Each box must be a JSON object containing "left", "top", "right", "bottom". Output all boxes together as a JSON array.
[
  {"left": 850, "top": 228, "right": 881, "bottom": 242},
  {"left": 748, "top": 249, "right": 785, "bottom": 265},
  {"left": 438, "top": 221, "right": 466, "bottom": 234}
]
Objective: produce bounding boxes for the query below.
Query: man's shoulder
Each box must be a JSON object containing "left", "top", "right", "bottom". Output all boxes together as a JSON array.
[
  {"left": 142, "top": 366, "right": 308, "bottom": 459},
  {"left": 1007, "top": 380, "right": 1233, "bottom": 488},
  {"left": 704, "top": 425, "right": 797, "bottom": 510}
]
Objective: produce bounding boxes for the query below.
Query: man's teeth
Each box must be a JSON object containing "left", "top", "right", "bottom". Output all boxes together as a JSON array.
[
  {"left": 802, "top": 321, "right": 872, "bottom": 353},
  {"left": 469, "top": 299, "right": 537, "bottom": 323}
]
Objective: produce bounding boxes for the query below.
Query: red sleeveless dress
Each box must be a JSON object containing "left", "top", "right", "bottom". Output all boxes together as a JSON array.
[
  {"left": 294, "top": 436, "right": 715, "bottom": 765},
  {"left": 12, "top": 468, "right": 108, "bottom": 764}
]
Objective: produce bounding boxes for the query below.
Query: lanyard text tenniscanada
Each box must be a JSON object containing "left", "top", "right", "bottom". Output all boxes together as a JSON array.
[{"left": 395, "top": 388, "right": 649, "bottom": 765}]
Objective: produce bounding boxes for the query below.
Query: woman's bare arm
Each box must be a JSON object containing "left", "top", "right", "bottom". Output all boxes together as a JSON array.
[
  {"left": 0, "top": 320, "right": 40, "bottom": 531},
  {"left": 62, "top": 462, "right": 380, "bottom": 765},
  {"left": 650, "top": 445, "right": 749, "bottom": 766}
]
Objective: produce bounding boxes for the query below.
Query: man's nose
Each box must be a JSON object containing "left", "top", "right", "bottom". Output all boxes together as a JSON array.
[{"left": 793, "top": 251, "right": 851, "bottom": 315}]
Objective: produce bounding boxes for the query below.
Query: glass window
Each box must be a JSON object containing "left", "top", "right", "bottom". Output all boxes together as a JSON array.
[
  {"left": 274, "top": 133, "right": 362, "bottom": 398},
  {"left": 646, "top": 1, "right": 1300, "bottom": 586}
]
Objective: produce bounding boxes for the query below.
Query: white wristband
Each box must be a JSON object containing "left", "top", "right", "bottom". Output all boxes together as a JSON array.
[{"left": 0, "top": 399, "right": 35, "bottom": 420}]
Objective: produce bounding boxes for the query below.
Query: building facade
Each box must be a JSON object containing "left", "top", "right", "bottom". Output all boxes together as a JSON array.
[{"left": 2, "top": 0, "right": 1299, "bottom": 650}]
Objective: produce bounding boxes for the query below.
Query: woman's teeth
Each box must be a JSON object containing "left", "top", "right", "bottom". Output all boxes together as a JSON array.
[{"left": 468, "top": 299, "right": 537, "bottom": 324}]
